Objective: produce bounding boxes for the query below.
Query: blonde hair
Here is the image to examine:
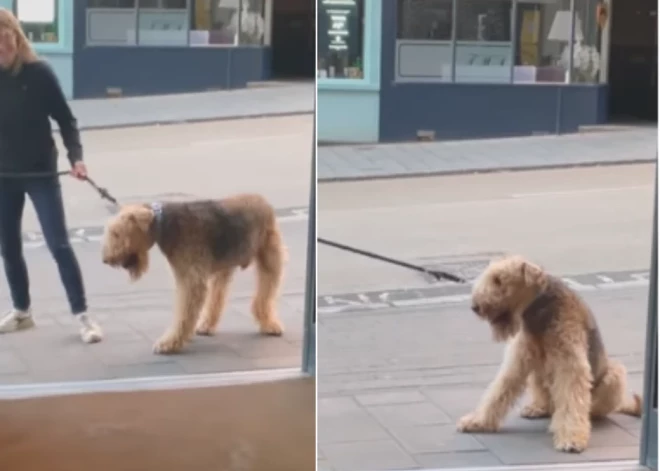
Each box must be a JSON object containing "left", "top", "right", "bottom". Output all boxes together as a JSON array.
[{"left": 0, "top": 7, "right": 38, "bottom": 75}]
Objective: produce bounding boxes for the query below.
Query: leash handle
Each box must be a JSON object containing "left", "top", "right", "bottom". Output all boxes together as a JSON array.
[{"left": 83, "top": 176, "right": 119, "bottom": 206}]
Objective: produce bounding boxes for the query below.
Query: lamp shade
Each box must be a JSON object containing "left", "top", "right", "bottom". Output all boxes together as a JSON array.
[{"left": 547, "top": 10, "right": 584, "bottom": 41}]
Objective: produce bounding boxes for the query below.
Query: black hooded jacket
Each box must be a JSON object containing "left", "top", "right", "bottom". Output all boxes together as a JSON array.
[{"left": 0, "top": 60, "right": 82, "bottom": 174}]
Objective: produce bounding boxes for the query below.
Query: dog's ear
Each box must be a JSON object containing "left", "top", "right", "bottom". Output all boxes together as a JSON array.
[
  {"left": 521, "top": 260, "right": 545, "bottom": 287},
  {"left": 127, "top": 208, "right": 153, "bottom": 234}
]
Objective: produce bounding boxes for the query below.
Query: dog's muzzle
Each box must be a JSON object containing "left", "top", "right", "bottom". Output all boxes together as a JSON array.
[
  {"left": 121, "top": 253, "right": 139, "bottom": 269},
  {"left": 472, "top": 303, "right": 510, "bottom": 325},
  {"left": 103, "top": 253, "right": 138, "bottom": 269}
]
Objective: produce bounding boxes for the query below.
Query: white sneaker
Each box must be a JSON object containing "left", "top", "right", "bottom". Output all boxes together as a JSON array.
[
  {"left": 0, "top": 309, "right": 35, "bottom": 333},
  {"left": 78, "top": 313, "right": 103, "bottom": 344}
]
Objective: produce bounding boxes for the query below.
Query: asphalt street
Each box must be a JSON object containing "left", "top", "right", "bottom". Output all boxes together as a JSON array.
[
  {"left": 0, "top": 115, "right": 314, "bottom": 387},
  {"left": 317, "top": 163, "right": 655, "bottom": 470},
  {"left": 319, "top": 164, "right": 654, "bottom": 295}
]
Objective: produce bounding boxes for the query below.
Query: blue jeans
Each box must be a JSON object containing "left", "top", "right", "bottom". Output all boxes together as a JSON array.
[{"left": 0, "top": 177, "right": 87, "bottom": 314}]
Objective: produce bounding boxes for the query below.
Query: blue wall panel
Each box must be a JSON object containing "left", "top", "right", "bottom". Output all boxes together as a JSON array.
[
  {"left": 318, "top": 89, "right": 380, "bottom": 143},
  {"left": 73, "top": 46, "right": 269, "bottom": 98}
]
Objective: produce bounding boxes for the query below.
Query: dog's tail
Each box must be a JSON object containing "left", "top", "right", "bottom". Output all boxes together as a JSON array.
[
  {"left": 617, "top": 393, "right": 643, "bottom": 417},
  {"left": 253, "top": 222, "right": 286, "bottom": 307}
]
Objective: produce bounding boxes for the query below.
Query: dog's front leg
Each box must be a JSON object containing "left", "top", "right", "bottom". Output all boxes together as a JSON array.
[
  {"left": 154, "top": 271, "right": 207, "bottom": 354},
  {"left": 520, "top": 373, "right": 553, "bottom": 418},
  {"left": 457, "top": 333, "right": 532, "bottom": 433},
  {"left": 547, "top": 342, "right": 593, "bottom": 453}
]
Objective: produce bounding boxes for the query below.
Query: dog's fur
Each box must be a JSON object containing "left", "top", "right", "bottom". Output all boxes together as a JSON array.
[
  {"left": 457, "top": 255, "right": 641, "bottom": 453},
  {"left": 101, "top": 194, "right": 286, "bottom": 354}
]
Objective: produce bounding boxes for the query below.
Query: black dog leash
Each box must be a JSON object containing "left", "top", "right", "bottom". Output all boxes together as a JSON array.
[
  {"left": 317, "top": 237, "right": 467, "bottom": 283},
  {"left": 0, "top": 170, "right": 120, "bottom": 207}
]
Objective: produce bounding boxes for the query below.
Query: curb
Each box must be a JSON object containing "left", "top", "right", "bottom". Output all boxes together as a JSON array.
[
  {"left": 63, "top": 110, "right": 314, "bottom": 132},
  {"left": 318, "top": 158, "right": 658, "bottom": 183}
]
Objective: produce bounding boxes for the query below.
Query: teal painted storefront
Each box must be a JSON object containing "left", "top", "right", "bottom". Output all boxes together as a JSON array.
[
  {"left": 317, "top": 0, "right": 381, "bottom": 144},
  {"left": 0, "top": 0, "right": 74, "bottom": 99}
]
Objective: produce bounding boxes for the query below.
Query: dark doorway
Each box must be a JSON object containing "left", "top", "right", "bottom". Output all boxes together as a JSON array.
[
  {"left": 607, "top": 0, "right": 657, "bottom": 122},
  {"left": 271, "top": 0, "right": 315, "bottom": 78}
]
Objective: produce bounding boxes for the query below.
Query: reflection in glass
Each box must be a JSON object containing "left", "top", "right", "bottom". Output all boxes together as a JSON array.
[
  {"left": 397, "top": 0, "right": 453, "bottom": 40},
  {"left": 190, "top": 0, "right": 238, "bottom": 46},
  {"left": 13, "top": 0, "right": 59, "bottom": 44},
  {"left": 456, "top": 0, "right": 511, "bottom": 41},
  {"left": 514, "top": 0, "right": 571, "bottom": 83},
  {"left": 238, "top": 0, "right": 265, "bottom": 46},
  {"left": 454, "top": 0, "right": 512, "bottom": 83},
  {"left": 568, "top": 0, "right": 602, "bottom": 83},
  {"left": 317, "top": 0, "right": 364, "bottom": 79},
  {"left": 137, "top": 0, "right": 188, "bottom": 46},
  {"left": 395, "top": 0, "right": 453, "bottom": 83}
]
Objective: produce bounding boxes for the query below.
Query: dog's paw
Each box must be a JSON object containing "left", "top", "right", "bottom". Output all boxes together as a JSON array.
[
  {"left": 456, "top": 412, "right": 498, "bottom": 433},
  {"left": 553, "top": 433, "right": 588, "bottom": 453},
  {"left": 520, "top": 403, "right": 551, "bottom": 419},
  {"left": 195, "top": 322, "right": 216, "bottom": 336},
  {"left": 153, "top": 335, "right": 184, "bottom": 354},
  {"left": 259, "top": 319, "right": 284, "bottom": 336}
]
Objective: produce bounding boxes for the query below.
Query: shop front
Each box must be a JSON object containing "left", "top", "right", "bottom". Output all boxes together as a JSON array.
[
  {"left": 317, "top": 0, "right": 382, "bottom": 143},
  {"left": 71, "top": 0, "right": 273, "bottom": 98},
  {"left": 379, "top": 0, "right": 609, "bottom": 142},
  {"left": 317, "top": 0, "right": 620, "bottom": 144},
  {"left": 2, "top": 0, "right": 74, "bottom": 99}
]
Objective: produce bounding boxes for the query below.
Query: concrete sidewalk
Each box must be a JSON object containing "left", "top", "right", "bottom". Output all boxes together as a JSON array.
[
  {"left": 64, "top": 83, "right": 314, "bottom": 131},
  {"left": 318, "top": 127, "right": 658, "bottom": 182},
  {"left": 318, "top": 284, "right": 648, "bottom": 470}
]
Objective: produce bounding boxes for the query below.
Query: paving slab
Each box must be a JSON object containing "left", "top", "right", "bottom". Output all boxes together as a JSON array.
[{"left": 318, "top": 127, "right": 657, "bottom": 181}]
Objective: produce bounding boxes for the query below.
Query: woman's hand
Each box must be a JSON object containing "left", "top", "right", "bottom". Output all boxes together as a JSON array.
[{"left": 70, "top": 161, "right": 88, "bottom": 180}]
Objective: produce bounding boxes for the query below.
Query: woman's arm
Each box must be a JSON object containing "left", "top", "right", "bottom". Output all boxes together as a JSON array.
[{"left": 38, "top": 62, "right": 83, "bottom": 166}]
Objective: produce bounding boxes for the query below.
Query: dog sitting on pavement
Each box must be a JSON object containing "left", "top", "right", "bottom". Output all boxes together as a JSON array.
[
  {"left": 457, "top": 255, "right": 641, "bottom": 453},
  {"left": 101, "top": 193, "right": 286, "bottom": 354}
]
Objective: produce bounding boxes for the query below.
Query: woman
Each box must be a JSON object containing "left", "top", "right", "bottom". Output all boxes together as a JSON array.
[{"left": 0, "top": 8, "right": 102, "bottom": 343}]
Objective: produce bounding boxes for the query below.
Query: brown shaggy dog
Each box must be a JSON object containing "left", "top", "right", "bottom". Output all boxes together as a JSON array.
[
  {"left": 457, "top": 255, "right": 641, "bottom": 453},
  {"left": 101, "top": 194, "right": 286, "bottom": 354}
]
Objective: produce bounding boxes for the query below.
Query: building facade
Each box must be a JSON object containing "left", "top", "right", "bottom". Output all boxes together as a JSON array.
[
  {"left": 6, "top": 0, "right": 314, "bottom": 99},
  {"left": 317, "top": 0, "right": 652, "bottom": 143},
  {"left": 1, "top": 0, "right": 75, "bottom": 98}
]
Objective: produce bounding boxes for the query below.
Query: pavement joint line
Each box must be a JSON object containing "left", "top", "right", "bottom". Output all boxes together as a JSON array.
[
  {"left": 390, "top": 460, "right": 645, "bottom": 471},
  {"left": 317, "top": 158, "right": 657, "bottom": 183},
  {"left": 73, "top": 110, "right": 314, "bottom": 133},
  {"left": 318, "top": 269, "right": 650, "bottom": 315},
  {"left": 0, "top": 367, "right": 306, "bottom": 400}
]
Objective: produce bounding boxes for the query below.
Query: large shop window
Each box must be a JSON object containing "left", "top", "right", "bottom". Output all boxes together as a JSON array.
[
  {"left": 13, "top": 0, "right": 59, "bottom": 44},
  {"left": 317, "top": 0, "right": 365, "bottom": 79},
  {"left": 514, "top": 0, "right": 601, "bottom": 84},
  {"left": 86, "top": 0, "right": 266, "bottom": 47},
  {"left": 455, "top": 0, "right": 512, "bottom": 83},
  {"left": 395, "top": 0, "right": 605, "bottom": 85},
  {"left": 396, "top": 0, "right": 454, "bottom": 82}
]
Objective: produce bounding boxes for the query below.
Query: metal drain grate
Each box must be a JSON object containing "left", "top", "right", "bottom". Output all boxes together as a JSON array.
[{"left": 414, "top": 252, "right": 507, "bottom": 284}]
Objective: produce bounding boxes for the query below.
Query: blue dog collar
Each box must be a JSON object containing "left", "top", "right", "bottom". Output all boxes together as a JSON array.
[{"left": 150, "top": 202, "right": 164, "bottom": 229}]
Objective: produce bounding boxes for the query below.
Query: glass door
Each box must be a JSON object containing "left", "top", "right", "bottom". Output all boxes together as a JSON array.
[
  {"left": 301, "top": 104, "right": 316, "bottom": 376},
  {"left": 640, "top": 171, "right": 658, "bottom": 470}
]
